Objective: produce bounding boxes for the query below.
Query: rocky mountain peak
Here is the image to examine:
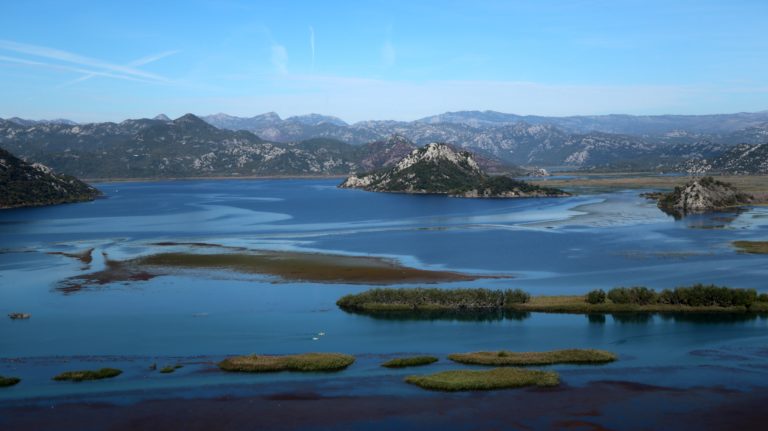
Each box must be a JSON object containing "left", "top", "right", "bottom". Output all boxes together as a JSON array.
[
  {"left": 340, "top": 143, "right": 566, "bottom": 198},
  {"left": 657, "top": 176, "right": 753, "bottom": 218},
  {"left": 395, "top": 143, "right": 481, "bottom": 174}
]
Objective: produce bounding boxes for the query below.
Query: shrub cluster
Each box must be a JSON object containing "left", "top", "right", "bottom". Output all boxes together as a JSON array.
[
  {"left": 607, "top": 287, "right": 658, "bottom": 305},
  {"left": 585, "top": 289, "right": 606, "bottom": 304},
  {"left": 657, "top": 284, "right": 757, "bottom": 307},
  {"left": 337, "top": 287, "right": 530, "bottom": 310},
  {"left": 603, "top": 284, "right": 758, "bottom": 308}
]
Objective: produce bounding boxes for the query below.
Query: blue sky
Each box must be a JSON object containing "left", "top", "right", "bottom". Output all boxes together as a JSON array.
[{"left": 1, "top": 0, "right": 767, "bottom": 122}]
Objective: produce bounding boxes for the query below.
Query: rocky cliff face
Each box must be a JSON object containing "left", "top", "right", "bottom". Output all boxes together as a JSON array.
[
  {"left": 657, "top": 177, "right": 753, "bottom": 217},
  {"left": 339, "top": 143, "right": 567, "bottom": 198},
  {"left": 0, "top": 147, "right": 101, "bottom": 209}
]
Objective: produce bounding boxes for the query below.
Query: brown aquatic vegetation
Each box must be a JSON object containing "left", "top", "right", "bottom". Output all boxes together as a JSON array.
[
  {"left": 3, "top": 379, "right": 766, "bottom": 430},
  {"left": 59, "top": 250, "right": 485, "bottom": 292},
  {"left": 448, "top": 349, "right": 617, "bottom": 366},
  {"left": 218, "top": 353, "right": 355, "bottom": 373},
  {"left": 48, "top": 248, "right": 94, "bottom": 264},
  {"left": 733, "top": 241, "right": 768, "bottom": 254},
  {"left": 57, "top": 253, "right": 156, "bottom": 293},
  {"left": 137, "top": 252, "right": 481, "bottom": 284},
  {"left": 405, "top": 367, "right": 559, "bottom": 391}
]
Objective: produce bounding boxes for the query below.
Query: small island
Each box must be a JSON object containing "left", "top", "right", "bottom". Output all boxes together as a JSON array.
[
  {"left": 218, "top": 353, "right": 355, "bottom": 373},
  {"left": 53, "top": 368, "right": 122, "bottom": 382},
  {"left": 405, "top": 368, "right": 560, "bottom": 391},
  {"left": 340, "top": 143, "right": 568, "bottom": 198},
  {"left": 653, "top": 176, "right": 753, "bottom": 218},
  {"left": 0, "top": 375, "right": 21, "bottom": 387}
]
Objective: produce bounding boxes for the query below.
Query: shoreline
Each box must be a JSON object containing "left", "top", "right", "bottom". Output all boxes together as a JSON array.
[{"left": 86, "top": 174, "right": 348, "bottom": 184}]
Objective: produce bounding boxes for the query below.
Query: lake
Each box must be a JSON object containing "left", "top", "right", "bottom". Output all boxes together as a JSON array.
[{"left": 1, "top": 179, "right": 768, "bottom": 428}]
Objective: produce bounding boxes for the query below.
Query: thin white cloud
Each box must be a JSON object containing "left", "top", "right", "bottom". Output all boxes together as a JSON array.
[
  {"left": 309, "top": 26, "right": 315, "bottom": 71},
  {"left": 61, "top": 50, "right": 181, "bottom": 87},
  {"left": 381, "top": 41, "right": 396, "bottom": 67},
  {"left": 0, "top": 39, "right": 171, "bottom": 83},
  {"left": 271, "top": 44, "right": 288, "bottom": 74},
  {"left": 0, "top": 54, "right": 152, "bottom": 83}
]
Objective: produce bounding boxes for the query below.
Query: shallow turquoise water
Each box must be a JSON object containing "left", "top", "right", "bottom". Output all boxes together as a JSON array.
[{"left": 1, "top": 179, "right": 767, "bottom": 400}]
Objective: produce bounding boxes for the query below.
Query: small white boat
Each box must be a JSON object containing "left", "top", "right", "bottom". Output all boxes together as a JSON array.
[{"left": 8, "top": 312, "right": 31, "bottom": 320}]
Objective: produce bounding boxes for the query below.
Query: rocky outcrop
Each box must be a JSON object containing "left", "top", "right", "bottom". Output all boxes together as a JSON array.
[
  {"left": 657, "top": 177, "right": 753, "bottom": 217},
  {"left": 339, "top": 143, "right": 568, "bottom": 198}
]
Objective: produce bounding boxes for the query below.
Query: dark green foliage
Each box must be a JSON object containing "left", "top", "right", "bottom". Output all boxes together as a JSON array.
[
  {"left": 381, "top": 356, "right": 439, "bottom": 368},
  {"left": 585, "top": 289, "right": 607, "bottom": 304},
  {"left": 53, "top": 368, "right": 122, "bottom": 382},
  {"left": 504, "top": 289, "right": 531, "bottom": 304},
  {"left": 607, "top": 287, "right": 658, "bottom": 305},
  {"left": 0, "top": 376, "right": 21, "bottom": 387},
  {"left": 758, "top": 293, "right": 768, "bottom": 302},
  {"left": 464, "top": 175, "right": 565, "bottom": 196},
  {"left": 658, "top": 284, "right": 757, "bottom": 307},
  {"left": 0, "top": 147, "right": 100, "bottom": 208},
  {"left": 337, "top": 288, "right": 530, "bottom": 311},
  {"left": 605, "top": 284, "right": 756, "bottom": 308}
]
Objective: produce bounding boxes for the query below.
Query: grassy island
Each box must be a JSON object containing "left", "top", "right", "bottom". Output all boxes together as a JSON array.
[
  {"left": 53, "top": 368, "right": 122, "bottom": 382},
  {"left": 338, "top": 286, "right": 768, "bottom": 315},
  {"left": 0, "top": 376, "right": 21, "bottom": 387},
  {"left": 448, "top": 349, "right": 617, "bottom": 366},
  {"left": 382, "top": 356, "right": 439, "bottom": 368},
  {"left": 218, "top": 353, "right": 355, "bottom": 373},
  {"left": 733, "top": 241, "right": 768, "bottom": 254},
  {"left": 405, "top": 368, "right": 559, "bottom": 391},
  {"left": 160, "top": 364, "right": 183, "bottom": 374}
]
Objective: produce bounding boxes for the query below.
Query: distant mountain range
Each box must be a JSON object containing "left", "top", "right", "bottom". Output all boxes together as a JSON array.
[
  {"left": 2, "top": 109, "right": 767, "bottom": 178},
  {"left": 1, "top": 115, "right": 506, "bottom": 179}
]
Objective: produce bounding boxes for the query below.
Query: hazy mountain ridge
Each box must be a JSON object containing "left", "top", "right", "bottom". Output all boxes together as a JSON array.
[
  {"left": 0, "top": 115, "right": 512, "bottom": 178},
  {"left": 417, "top": 110, "right": 768, "bottom": 135},
  {"left": 198, "top": 110, "right": 768, "bottom": 171},
  {"left": 681, "top": 144, "right": 768, "bottom": 175}
]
